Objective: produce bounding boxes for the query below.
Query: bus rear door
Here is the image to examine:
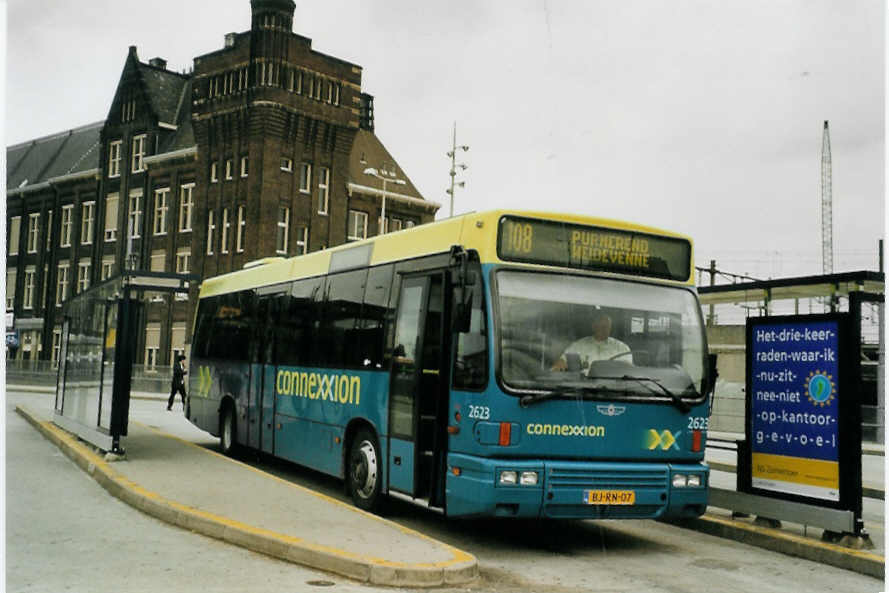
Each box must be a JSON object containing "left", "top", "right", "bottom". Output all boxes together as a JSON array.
[
  {"left": 249, "top": 290, "right": 280, "bottom": 455},
  {"left": 387, "top": 272, "right": 449, "bottom": 508}
]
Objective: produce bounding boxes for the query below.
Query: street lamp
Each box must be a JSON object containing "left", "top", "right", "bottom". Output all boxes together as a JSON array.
[
  {"left": 364, "top": 166, "right": 406, "bottom": 235},
  {"left": 446, "top": 121, "right": 469, "bottom": 218}
]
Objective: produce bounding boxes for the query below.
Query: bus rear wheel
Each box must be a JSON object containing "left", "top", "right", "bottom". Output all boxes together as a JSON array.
[
  {"left": 347, "top": 429, "right": 382, "bottom": 512},
  {"left": 220, "top": 405, "right": 236, "bottom": 455}
]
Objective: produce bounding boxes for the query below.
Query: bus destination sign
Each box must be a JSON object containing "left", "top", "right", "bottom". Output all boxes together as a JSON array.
[{"left": 497, "top": 216, "right": 691, "bottom": 282}]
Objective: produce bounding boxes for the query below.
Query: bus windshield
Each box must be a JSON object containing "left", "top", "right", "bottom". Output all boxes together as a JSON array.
[{"left": 496, "top": 270, "right": 706, "bottom": 401}]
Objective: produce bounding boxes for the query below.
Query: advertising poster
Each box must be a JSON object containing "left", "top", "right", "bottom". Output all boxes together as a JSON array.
[{"left": 749, "top": 320, "right": 841, "bottom": 501}]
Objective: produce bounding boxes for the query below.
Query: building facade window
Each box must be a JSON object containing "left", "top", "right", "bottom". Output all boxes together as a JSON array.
[
  {"left": 295, "top": 226, "right": 308, "bottom": 255},
  {"left": 41, "top": 264, "right": 48, "bottom": 309},
  {"left": 299, "top": 162, "right": 311, "bottom": 193},
  {"left": 77, "top": 259, "right": 91, "bottom": 293},
  {"left": 281, "top": 157, "right": 292, "bottom": 172},
  {"left": 108, "top": 140, "right": 122, "bottom": 177},
  {"left": 179, "top": 183, "right": 194, "bottom": 232},
  {"left": 236, "top": 206, "right": 246, "bottom": 253},
  {"left": 150, "top": 249, "right": 166, "bottom": 272},
  {"left": 132, "top": 134, "right": 147, "bottom": 172},
  {"left": 276, "top": 207, "right": 289, "bottom": 254},
  {"left": 56, "top": 261, "right": 70, "bottom": 306},
  {"left": 176, "top": 248, "right": 191, "bottom": 273},
  {"left": 210, "top": 162, "right": 218, "bottom": 183},
  {"left": 52, "top": 328, "right": 62, "bottom": 368},
  {"left": 240, "top": 156, "right": 248, "bottom": 177},
  {"left": 23, "top": 267, "right": 36, "bottom": 309},
  {"left": 6, "top": 270, "right": 16, "bottom": 310},
  {"left": 221, "top": 208, "right": 230, "bottom": 254},
  {"left": 225, "top": 158, "right": 233, "bottom": 180},
  {"left": 206, "top": 210, "right": 216, "bottom": 255},
  {"left": 153, "top": 188, "right": 169, "bottom": 235},
  {"left": 318, "top": 166, "right": 330, "bottom": 214},
  {"left": 128, "top": 190, "right": 143, "bottom": 239},
  {"left": 8, "top": 216, "right": 20, "bottom": 255},
  {"left": 145, "top": 323, "right": 161, "bottom": 369},
  {"left": 60, "top": 205, "right": 73, "bottom": 247},
  {"left": 347, "top": 210, "right": 368, "bottom": 241},
  {"left": 104, "top": 194, "right": 119, "bottom": 241},
  {"left": 27, "top": 213, "right": 40, "bottom": 253},
  {"left": 81, "top": 202, "right": 95, "bottom": 245},
  {"left": 171, "top": 323, "right": 186, "bottom": 363},
  {"left": 101, "top": 256, "right": 115, "bottom": 281},
  {"left": 45, "top": 210, "right": 53, "bottom": 249}
]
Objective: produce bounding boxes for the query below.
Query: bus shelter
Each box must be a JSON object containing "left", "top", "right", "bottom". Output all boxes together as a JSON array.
[{"left": 54, "top": 270, "right": 196, "bottom": 453}]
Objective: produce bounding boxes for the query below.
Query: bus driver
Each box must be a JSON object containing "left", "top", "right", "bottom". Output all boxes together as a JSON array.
[{"left": 551, "top": 311, "right": 631, "bottom": 371}]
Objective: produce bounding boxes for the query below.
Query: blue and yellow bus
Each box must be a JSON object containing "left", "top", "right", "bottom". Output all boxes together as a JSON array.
[{"left": 187, "top": 210, "right": 715, "bottom": 519}]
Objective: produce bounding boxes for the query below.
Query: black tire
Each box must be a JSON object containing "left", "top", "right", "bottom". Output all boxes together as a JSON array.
[
  {"left": 220, "top": 404, "right": 236, "bottom": 455},
  {"left": 347, "top": 429, "right": 383, "bottom": 512}
]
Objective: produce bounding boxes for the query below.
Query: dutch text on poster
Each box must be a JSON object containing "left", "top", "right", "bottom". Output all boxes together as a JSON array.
[{"left": 750, "top": 321, "right": 840, "bottom": 501}]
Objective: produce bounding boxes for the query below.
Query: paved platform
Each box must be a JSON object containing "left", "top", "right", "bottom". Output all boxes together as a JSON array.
[
  {"left": 14, "top": 400, "right": 477, "bottom": 588},
  {"left": 11, "top": 387, "right": 885, "bottom": 582}
]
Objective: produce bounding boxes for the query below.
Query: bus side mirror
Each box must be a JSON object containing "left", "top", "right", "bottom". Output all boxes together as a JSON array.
[
  {"left": 707, "top": 353, "right": 719, "bottom": 397},
  {"left": 452, "top": 286, "right": 473, "bottom": 333}
]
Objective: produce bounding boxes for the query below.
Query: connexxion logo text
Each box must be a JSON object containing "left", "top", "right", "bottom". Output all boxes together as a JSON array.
[
  {"left": 526, "top": 423, "right": 605, "bottom": 438},
  {"left": 276, "top": 369, "right": 362, "bottom": 406}
]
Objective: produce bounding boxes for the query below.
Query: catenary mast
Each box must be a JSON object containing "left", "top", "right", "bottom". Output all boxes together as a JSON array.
[{"left": 821, "top": 120, "right": 833, "bottom": 274}]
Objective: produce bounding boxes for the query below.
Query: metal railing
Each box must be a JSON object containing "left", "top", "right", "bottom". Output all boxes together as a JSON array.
[{"left": 5, "top": 360, "right": 175, "bottom": 394}]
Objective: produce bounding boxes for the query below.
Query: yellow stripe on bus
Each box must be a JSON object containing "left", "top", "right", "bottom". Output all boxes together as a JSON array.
[{"left": 198, "top": 210, "right": 696, "bottom": 299}]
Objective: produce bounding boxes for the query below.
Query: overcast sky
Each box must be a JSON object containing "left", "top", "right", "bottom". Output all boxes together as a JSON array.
[{"left": 5, "top": 0, "right": 885, "bottom": 280}]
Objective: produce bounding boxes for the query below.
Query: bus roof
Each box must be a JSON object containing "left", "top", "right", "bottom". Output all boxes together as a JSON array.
[{"left": 199, "top": 210, "right": 695, "bottom": 297}]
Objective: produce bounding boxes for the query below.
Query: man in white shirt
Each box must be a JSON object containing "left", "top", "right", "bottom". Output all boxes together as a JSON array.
[{"left": 552, "top": 312, "right": 631, "bottom": 371}]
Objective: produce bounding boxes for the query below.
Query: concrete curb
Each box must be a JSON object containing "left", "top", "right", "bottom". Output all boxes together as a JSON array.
[
  {"left": 15, "top": 405, "right": 478, "bottom": 587},
  {"left": 666, "top": 514, "right": 884, "bottom": 579}
]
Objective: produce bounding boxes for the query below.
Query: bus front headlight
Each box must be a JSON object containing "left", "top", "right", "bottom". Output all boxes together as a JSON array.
[
  {"left": 499, "top": 471, "right": 518, "bottom": 485},
  {"left": 672, "top": 474, "right": 688, "bottom": 488},
  {"left": 520, "top": 471, "right": 538, "bottom": 486}
]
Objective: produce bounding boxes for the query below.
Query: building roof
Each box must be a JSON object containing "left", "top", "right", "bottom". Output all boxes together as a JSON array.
[
  {"left": 137, "top": 62, "right": 190, "bottom": 126},
  {"left": 6, "top": 122, "right": 103, "bottom": 192},
  {"left": 347, "top": 129, "right": 440, "bottom": 211}
]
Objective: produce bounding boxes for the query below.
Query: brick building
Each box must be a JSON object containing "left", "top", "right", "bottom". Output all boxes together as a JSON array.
[{"left": 5, "top": 0, "right": 439, "bottom": 365}]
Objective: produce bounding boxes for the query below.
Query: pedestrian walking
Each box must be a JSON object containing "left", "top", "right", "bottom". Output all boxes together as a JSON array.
[{"left": 167, "top": 354, "right": 187, "bottom": 411}]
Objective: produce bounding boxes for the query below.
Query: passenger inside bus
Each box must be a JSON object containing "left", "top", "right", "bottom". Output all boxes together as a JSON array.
[{"left": 551, "top": 311, "right": 631, "bottom": 372}]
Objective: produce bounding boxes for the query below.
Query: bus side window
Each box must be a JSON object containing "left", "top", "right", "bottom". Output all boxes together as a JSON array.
[
  {"left": 277, "top": 277, "right": 323, "bottom": 367},
  {"left": 206, "top": 290, "right": 253, "bottom": 361},
  {"left": 362, "top": 265, "right": 393, "bottom": 369},
  {"left": 453, "top": 265, "right": 488, "bottom": 390},
  {"left": 192, "top": 296, "right": 219, "bottom": 359},
  {"left": 322, "top": 269, "right": 367, "bottom": 369}
]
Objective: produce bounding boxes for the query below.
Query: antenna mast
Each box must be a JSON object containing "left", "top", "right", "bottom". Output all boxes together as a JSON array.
[{"left": 821, "top": 120, "right": 833, "bottom": 274}]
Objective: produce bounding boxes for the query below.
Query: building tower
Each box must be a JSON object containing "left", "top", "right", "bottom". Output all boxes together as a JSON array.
[{"left": 821, "top": 120, "right": 833, "bottom": 275}]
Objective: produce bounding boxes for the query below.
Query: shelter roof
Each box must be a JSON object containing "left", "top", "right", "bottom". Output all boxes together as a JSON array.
[{"left": 698, "top": 270, "right": 884, "bottom": 305}]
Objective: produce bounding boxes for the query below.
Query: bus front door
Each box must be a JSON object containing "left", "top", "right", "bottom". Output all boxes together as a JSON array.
[{"left": 388, "top": 273, "right": 448, "bottom": 507}]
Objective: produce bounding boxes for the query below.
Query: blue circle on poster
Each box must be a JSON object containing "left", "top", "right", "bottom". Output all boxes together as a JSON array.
[{"left": 806, "top": 371, "right": 835, "bottom": 406}]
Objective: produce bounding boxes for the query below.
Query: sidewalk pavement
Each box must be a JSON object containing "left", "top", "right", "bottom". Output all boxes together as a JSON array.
[
  {"left": 14, "top": 401, "right": 477, "bottom": 588},
  {"left": 11, "top": 387, "right": 885, "bottom": 582}
]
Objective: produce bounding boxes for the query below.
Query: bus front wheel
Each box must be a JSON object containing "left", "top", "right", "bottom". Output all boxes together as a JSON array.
[
  {"left": 347, "top": 429, "right": 382, "bottom": 512},
  {"left": 220, "top": 405, "right": 236, "bottom": 455}
]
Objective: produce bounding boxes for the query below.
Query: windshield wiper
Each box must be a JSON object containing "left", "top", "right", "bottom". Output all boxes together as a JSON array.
[
  {"left": 519, "top": 386, "right": 608, "bottom": 408},
  {"left": 616, "top": 375, "right": 692, "bottom": 413}
]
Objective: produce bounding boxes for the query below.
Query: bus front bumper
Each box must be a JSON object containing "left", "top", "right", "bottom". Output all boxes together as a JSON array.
[{"left": 444, "top": 453, "right": 709, "bottom": 519}]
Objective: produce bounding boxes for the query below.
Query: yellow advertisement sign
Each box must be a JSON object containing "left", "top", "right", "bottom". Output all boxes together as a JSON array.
[{"left": 751, "top": 452, "right": 839, "bottom": 501}]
